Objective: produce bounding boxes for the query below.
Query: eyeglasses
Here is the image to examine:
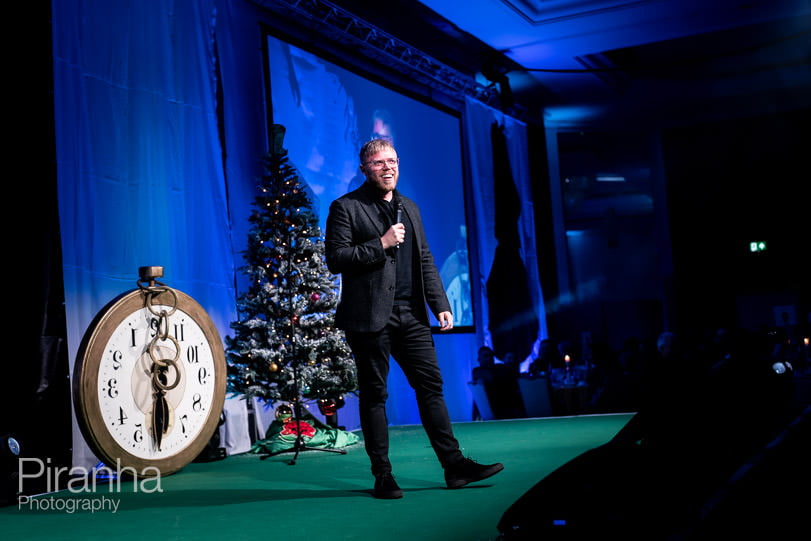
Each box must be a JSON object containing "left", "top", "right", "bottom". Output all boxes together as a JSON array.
[{"left": 364, "top": 158, "right": 400, "bottom": 170}]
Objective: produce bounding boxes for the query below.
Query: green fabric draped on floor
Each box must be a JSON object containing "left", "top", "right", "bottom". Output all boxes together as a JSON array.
[{"left": 249, "top": 410, "right": 360, "bottom": 455}]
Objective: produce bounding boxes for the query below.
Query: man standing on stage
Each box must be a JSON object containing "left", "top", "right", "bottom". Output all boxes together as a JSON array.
[{"left": 325, "top": 138, "right": 503, "bottom": 499}]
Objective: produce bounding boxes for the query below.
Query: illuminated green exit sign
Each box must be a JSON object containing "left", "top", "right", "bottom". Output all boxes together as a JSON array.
[{"left": 749, "top": 241, "right": 767, "bottom": 253}]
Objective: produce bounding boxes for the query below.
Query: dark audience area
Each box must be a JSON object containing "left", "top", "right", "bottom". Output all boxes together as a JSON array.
[{"left": 495, "top": 321, "right": 810, "bottom": 539}]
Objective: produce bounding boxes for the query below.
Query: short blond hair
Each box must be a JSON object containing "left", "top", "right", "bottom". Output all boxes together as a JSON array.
[{"left": 360, "top": 138, "right": 396, "bottom": 164}]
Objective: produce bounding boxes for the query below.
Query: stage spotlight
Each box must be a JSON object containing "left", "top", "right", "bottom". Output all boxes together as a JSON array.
[
  {"left": 481, "top": 60, "right": 514, "bottom": 109},
  {"left": 1, "top": 433, "right": 22, "bottom": 506},
  {"left": 771, "top": 361, "right": 793, "bottom": 375},
  {"left": 2, "top": 434, "right": 21, "bottom": 459}
]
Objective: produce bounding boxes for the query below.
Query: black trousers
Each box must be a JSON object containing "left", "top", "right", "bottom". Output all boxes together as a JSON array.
[{"left": 345, "top": 304, "right": 463, "bottom": 476}]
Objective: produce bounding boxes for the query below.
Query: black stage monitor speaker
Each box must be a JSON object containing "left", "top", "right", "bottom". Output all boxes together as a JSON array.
[{"left": 497, "top": 441, "right": 664, "bottom": 540}]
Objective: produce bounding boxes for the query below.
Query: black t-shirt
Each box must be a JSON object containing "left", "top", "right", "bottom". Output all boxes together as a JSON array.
[{"left": 376, "top": 197, "right": 415, "bottom": 303}]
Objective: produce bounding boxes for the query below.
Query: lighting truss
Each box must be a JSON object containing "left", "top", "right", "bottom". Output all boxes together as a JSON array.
[{"left": 252, "top": 0, "right": 504, "bottom": 108}]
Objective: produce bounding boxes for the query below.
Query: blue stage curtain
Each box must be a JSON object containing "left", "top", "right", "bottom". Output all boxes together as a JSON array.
[
  {"left": 464, "top": 98, "right": 548, "bottom": 369},
  {"left": 52, "top": 0, "right": 237, "bottom": 468}
]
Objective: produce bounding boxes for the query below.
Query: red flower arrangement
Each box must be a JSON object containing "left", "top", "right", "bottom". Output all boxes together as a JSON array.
[{"left": 280, "top": 420, "right": 316, "bottom": 439}]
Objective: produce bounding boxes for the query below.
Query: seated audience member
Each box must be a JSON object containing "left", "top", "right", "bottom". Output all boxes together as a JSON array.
[
  {"left": 586, "top": 341, "right": 635, "bottom": 413},
  {"left": 502, "top": 352, "right": 521, "bottom": 377},
  {"left": 472, "top": 346, "right": 525, "bottom": 419},
  {"left": 529, "top": 338, "right": 560, "bottom": 376},
  {"left": 472, "top": 346, "right": 497, "bottom": 383}
]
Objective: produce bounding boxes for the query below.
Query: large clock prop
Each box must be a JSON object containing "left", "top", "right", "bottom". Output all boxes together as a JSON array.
[{"left": 73, "top": 266, "right": 226, "bottom": 476}]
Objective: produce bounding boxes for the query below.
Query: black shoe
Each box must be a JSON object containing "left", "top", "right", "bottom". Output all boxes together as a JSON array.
[
  {"left": 373, "top": 472, "right": 403, "bottom": 499},
  {"left": 444, "top": 457, "right": 504, "bottom": 489}
]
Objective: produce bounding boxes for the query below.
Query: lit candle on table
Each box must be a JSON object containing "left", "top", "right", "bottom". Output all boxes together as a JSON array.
[{"left": 564, "top": 354, "right": 571, "bottom": 384}]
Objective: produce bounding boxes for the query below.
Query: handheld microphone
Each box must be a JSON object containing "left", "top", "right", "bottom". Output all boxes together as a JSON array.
[{"left": 395, "top": 202, "right": 403, "bottom": 249}]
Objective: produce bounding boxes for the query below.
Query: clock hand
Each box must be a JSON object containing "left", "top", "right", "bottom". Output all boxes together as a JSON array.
[
  {"left": 151, "top": 364, "right": 170, "bottom": 451},
  {"left": 145, "top": 305, "right": 182, "bottom": 452}
]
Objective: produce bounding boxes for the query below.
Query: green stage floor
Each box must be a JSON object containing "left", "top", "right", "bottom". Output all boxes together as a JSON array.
[{"left": 2, "top": 414, "right": 632, "bottom": 541}]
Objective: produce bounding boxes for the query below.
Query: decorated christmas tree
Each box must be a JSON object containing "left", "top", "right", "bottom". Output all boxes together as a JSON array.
[{"left": 226, "top": 125, "right": 357, "bottom": 423}]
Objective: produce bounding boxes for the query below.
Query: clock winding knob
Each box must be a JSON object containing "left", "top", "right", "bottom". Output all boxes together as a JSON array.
[{"left": 139, "top": 266, "right": 165, "bottom": 285}]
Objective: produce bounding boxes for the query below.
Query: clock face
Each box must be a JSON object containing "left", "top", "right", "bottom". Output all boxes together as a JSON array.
[
  {"left": 97, "top": 305, "right": 216, "bottom": 459},
  {"left": 74, "top": 288, "right": 226, "bottom": 475}
]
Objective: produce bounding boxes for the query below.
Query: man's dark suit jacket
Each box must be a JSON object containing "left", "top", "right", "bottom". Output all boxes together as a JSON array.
[{"left": 325, "top": 182, "right": 451, "bottom": 333}]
